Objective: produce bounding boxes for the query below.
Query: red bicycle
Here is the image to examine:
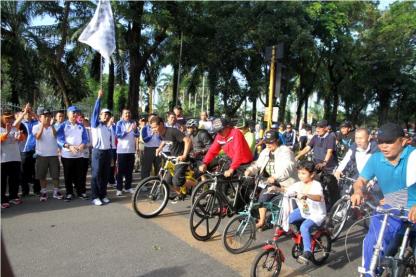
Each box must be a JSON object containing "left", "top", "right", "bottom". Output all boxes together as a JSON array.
[{"left": 250, "top": 221, "right": 332, "bottom": 276}]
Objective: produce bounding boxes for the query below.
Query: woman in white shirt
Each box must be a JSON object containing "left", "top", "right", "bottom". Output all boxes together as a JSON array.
[
  {"left": 245, "top": 130, "right": 298, "bottom": 229},
  {"left": 1, "top": 111, "right": 25, "bottom": 208}
]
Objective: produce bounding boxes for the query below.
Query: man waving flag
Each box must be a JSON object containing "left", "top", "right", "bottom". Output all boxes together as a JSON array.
[{"left": 78, "top": 0, "right": 115, "bottom": 61}]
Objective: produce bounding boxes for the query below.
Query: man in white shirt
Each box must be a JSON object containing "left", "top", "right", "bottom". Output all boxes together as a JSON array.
[
  {"left": 115, "top": 109, "right": 139, "bottom": 196},
  {"left": 57, "top": 106, "right": 88, "bottom": 201},
  {"left": 334, "top": 128, "right": 378, "bottom": 180},
  {"left": 198, "top": 111, "right": 212, "bottom": 132},
  {"left": 32, "top": 108, "right": 62, "bottom": 201},
  {"left": 90, "top": 90, "right": 113, "bottom": 206}
]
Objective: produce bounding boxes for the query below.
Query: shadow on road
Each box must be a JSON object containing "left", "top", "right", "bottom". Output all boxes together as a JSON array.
[
  {"left": 138, "top": 265, "right": 187, "bottom": 277},
  {"left": 158, "top": 210, "right": 191, "bottom": 218}
]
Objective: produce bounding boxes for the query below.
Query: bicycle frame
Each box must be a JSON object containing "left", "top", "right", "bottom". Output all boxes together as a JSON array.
[
  {"left": 157, "top": 153, "right": 197, "bottom": 193},
  {"left": 357, "top": 203, "right": 411, "bottom": 277}
]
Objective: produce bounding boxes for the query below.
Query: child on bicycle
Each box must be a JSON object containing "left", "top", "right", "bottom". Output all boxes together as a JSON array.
[{"left": 286, "top": 160, "right": 327, "bottom": 265}]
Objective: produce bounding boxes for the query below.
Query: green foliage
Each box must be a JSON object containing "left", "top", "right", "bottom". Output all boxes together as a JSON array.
[{"left": 1, "top": 0, "right": 415, "bottom": 128}]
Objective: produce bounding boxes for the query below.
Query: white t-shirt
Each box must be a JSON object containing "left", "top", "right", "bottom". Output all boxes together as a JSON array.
[
  {"left": 32, "top": 125, "right": 59, "bottom": 157},
  {"left": 199, "top": 120, "right": 212, "bottom": 132},
  {"left": 286, "top": 180, "right": 327, "bottom": 225},
  {"left": 1, "top": 127, "right": 22, "bottom": 163}
]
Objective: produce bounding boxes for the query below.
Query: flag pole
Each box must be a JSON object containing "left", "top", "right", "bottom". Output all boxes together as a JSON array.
[{"left": 100, "top": 55, "right": 104, "bottom": 91}]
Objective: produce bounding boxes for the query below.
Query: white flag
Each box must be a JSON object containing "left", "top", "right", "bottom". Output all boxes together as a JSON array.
[{"left": 78, "top": 0, "right": 115, "bottom": 61}]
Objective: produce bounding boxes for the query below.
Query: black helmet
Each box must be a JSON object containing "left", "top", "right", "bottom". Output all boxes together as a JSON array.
[{"left": 186, "top": 119, "right": 199, "bottom": 128}]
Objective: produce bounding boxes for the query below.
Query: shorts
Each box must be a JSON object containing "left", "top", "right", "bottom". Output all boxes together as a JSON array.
[{"left": 35, "top": 156, "right": 60, "bottom": 180}]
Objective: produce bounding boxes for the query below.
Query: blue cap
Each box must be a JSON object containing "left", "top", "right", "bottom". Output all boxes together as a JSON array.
[{"left": 67, "top": 106, "right": 80, "bottom": 113}]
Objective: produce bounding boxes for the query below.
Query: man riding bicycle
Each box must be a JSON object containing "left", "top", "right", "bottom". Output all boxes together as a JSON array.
[
  {"left": 186, "top": 119, "right": 212, "bottom": 162},
  {"left": 151, "top": 116, "right": 192, "bottom": 202},
  {"left": 199, "top": 118, "right": 253, "bottom": 178},
  {"left": 351, "top": 122, "right": 416, "bottom": 276}
]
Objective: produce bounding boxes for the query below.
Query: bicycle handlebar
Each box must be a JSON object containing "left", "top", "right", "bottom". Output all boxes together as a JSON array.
[
  {"left": 159, "top": 151, "right": 190, "bottom": 165},
  {"left": 364, "top": 201, "right": 410, "bottom": 222},
  {"left": 340, "top": 176, "right": 357, "bottom": 183}
]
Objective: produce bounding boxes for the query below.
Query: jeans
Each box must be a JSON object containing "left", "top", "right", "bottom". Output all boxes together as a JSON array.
[
  {"left": 91, "top": 149, "right": 111, "bottom": 199},
  {"left": 289, "top": 208, "right": 317, "bottom": 252}
]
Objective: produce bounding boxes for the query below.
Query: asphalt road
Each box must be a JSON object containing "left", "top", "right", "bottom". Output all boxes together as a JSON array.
[{"left": 1, "top": 173, "right": 366, "bottom": 277}]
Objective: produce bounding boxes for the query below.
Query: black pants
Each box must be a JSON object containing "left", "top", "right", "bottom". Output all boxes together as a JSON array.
[
  {"left": 20, "top": 151, "right": 40, "bottom": 194},
  {"left": 80, "top": 157, "right": 89, "bottom": 190},
  {"left": 61, "top": 157, "right": 84, "bottom": 196},
  {"left": 164, "top": 163, "right": 188, "bottom": 188},
  {"left": 141, "top": 147, "right": 161, "bottom": 179},
  {"left": 116, "top": 153, "right": 135, "bottom": 190},
  {"left": 1, "top": 161, "right": 21, "bottom": 203},
  {"left": 91, "top": 149, "right": 111, "bottom": 199}
]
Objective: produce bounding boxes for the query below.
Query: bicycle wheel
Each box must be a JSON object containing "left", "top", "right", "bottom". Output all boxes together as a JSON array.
[
  {"left": 250, "top": 248, "right": 282, "bottom": 277},
  {"left": 191, "top": 179, "right": 215, "bottom": 205},
  {"left": 222, "top": 214, "right": 256, "bottom": 254},
  {"left": 132, "top": 176, "right": 169, "bottom": 218},
  {"left": 327, "top": 198, "right": 351, "bottom": 241},
  {"left": 311, "top": 233, "right": 331, "bottom": 266},
  {"left": 189, "top": 190, "right": 222, "bottom": 241}
]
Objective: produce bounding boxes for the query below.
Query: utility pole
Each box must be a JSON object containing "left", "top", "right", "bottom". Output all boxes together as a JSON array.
[{"left": 267, "top": 46, "right": 276, "bottom": 130}]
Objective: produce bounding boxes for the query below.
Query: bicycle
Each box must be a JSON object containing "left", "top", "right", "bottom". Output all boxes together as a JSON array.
[
  {"left": 356, "top": 202, "right": 415, "bottom": 277},
  {"left": 250, "top": 200, "right": 332, "bottom": 276},
  {"left": 222, "top": 175, "right": 283, "bottom": 254},
  {"left": 190, "top": 157, "right": 229, "bottom": 205},
  {"left": 132, "top": 152, "right": 197, "bottom": 218},
  {"left": 189, "top": 169, "right": 251, "bottom": 241},
  {"left": 326, "top": 176, "right": 373, "bottom": 241}
]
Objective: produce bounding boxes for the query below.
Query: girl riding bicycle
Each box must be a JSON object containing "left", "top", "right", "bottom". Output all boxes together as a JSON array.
[{"left": 286, "top": 160, "right": 327, "bottom": 265}]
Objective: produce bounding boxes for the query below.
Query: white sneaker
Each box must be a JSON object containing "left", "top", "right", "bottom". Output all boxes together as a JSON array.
[
  {"left": 92, "top": 198, "right": 103, "bottom": 206},
  {"left": 116, "top": 190, "right": 123, "bottom": 196},
  {"left": 124, "top": 188, "right": 134, "bottom": 194},
  {"left": 102, "top": 197, "right": 110, "bottom": 204}
]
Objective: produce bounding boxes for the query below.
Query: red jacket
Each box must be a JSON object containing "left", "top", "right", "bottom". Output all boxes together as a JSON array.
[{"left": 203, "top": 127, "right": 253, "bottom": 170}]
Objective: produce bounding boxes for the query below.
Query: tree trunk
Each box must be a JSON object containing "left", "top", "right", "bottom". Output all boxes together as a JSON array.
[
  {"left": 277, "top": 80, "right": 287, "bottom": 123},
  {"left": 208, "top": 70, "right": 217, "bottom": 116},
  {"left": 329, "top": 90, "right": 339, "bottom": 127},
  {"left": 304, "top": 96, "right": 308, "bottom": 124},
  {"left": 378, "top": 91, "right": 390, "bottom": 125},
  {"left": 251, "top": 96, "right": 257, "bottom": 121},
  {"left": 55, "top": 1, "right": 71, "bottom": 108},
  {"left": 323, "top": 95, "right": 331, "bottom": 121},
  {"left": 172, "top": 62, "right": 179, "bottom": 109},
  {"left": 127, "top": 2, "right": 144, "bottom": 119},
  {"left": 107, "top": 59, "right": 115, "bottom": 111}
]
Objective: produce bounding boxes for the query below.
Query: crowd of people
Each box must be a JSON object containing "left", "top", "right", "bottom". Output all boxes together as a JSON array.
[{"left": 1, "top": 88, "right": 416, "bottom": 272}]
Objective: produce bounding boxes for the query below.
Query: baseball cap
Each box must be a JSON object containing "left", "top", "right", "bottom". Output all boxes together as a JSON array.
[
  {"left": 264, "top": 130, "right": 279, "bottom": 144},
  {"left": 37, "top": 107, "right": 51, "bottom": 116},
  {"left": 100, "top": 108, "right": 112, "bottom": 115},
  {"left": 377, "top": 122, "right": 404, "bottom": 144},
  {"left": 212, "top": 118, "right": 231, "bottom": 133},
  {"left": 67, "top": 106, "right": 80, "bottom": 113},
  {"left": 340, "top": 121, "right": 352, "bottom": 128},
  {"left": 316, "top": 120, "right": 328, "bottom": 128}
]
